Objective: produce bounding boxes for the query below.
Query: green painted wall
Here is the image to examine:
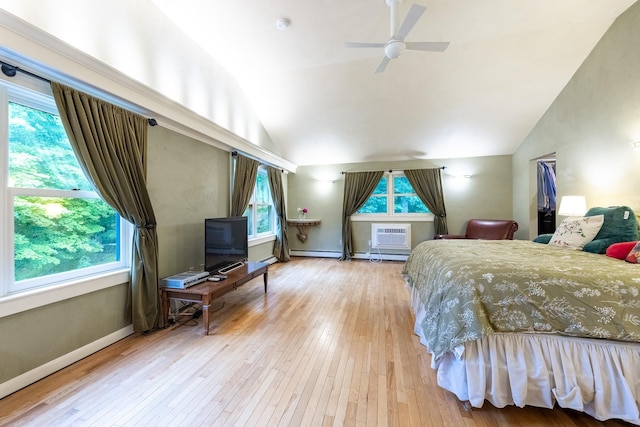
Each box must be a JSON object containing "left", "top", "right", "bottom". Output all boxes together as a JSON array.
[
  {"left": 0, "top": 284, "right": 129, "bottom": 382},
  {"left": 148, "top": 126, "right": 230, "bottom": 277},
  {"left": 147, "top": 125, "right": 276, "bottom": 275},
  {"left": 513, "top": 2, "right": 640, "bottom": 239},
  {"left": 287, "top": 155, "right": 513, "bottom": 255}
]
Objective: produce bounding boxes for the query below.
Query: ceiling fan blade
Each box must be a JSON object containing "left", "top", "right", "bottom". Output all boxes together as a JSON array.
[
  {"left": 374, "top": 56, "right": 391, "bottom": 74},
  {"left": 395, "top": 4, "right": 426, "bottom": 41},
  {"left": 405, "top": 41, "right": 450, "bottom": 52},
  {"left": 344, "top": 42, "right": 386, "bottom": 49}
]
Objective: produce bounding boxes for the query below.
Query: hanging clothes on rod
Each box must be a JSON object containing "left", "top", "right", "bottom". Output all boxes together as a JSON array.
[{"left": 537, "top": 161, "right": 556, "bottom": 213}]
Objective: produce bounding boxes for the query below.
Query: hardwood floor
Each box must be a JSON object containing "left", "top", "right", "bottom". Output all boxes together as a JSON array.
[{"left": 0, "top": 258, "right": 632, "bottom": 426}]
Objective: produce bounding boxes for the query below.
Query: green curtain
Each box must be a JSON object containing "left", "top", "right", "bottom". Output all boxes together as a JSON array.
[
  {"left": 267, "top": 166, "right": 290, "bottom": 262},
  {"left": 230, "top": 153, "right": 260, "bottom": 217},
  {"left": 404, "top": 168, "right": 448, "bottom": 235},
  {"left": 51, "top": 82, "right": 159, "bottom": 332},
  {"left": 339, "top": 171, "right": 384, "bottom": 261}
]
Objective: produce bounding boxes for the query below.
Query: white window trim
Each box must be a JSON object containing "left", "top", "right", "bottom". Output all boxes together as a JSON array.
[
  {"left": 351, "top": 171, "right": 435, "bottom": 222},
  {"left": 249, "top": 234, "right": 276, "bottom": 247},
  {"left": 351, "top": 214, "right": 434, "bottom": 222}
]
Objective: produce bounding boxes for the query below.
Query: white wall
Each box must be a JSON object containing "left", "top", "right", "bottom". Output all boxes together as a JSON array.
[{"left": 0, "top": 2, "right": 295, "bottom": 171}]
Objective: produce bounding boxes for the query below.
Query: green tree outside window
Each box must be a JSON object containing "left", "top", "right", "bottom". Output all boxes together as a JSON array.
[
  {"left": 358, "top": 177, "right": 388, "bottom": 213},
  {"left": 9, "top": 101, "right": 120, "bottom": 282},
  {"left": 356, "top": 173, "right": 429, "bottom": 215},
  {"left": 243, "top": 167, "right": 275, "bottom": 238}
]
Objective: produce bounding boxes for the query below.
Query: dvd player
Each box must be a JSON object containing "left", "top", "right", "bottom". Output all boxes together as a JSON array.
[{"left": 161, "top": 271, "right": 210, "bottom": 289}]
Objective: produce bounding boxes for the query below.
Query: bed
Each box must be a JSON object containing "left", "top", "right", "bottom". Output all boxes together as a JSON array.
[{"left": 402, "top": 239, "right": 640, "bottom": 424}]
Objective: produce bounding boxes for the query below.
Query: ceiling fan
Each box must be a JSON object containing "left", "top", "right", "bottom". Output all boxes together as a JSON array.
[{"left": 344, "top": 0, "right": 449, "bottom": 73}]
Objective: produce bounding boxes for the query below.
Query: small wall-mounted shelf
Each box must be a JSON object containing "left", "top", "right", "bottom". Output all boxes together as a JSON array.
[{"left": 287, "top": 218, "right": 321, "bottom": 243}]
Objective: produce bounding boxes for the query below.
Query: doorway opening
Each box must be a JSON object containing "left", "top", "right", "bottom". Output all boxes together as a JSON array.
[{"left": 537, "top": 155, "right": 556, "bottom": 235}]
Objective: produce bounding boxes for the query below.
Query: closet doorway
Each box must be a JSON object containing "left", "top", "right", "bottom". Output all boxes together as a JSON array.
[{"left": 537, "top": 156, "right": 556, "bottom": 235}]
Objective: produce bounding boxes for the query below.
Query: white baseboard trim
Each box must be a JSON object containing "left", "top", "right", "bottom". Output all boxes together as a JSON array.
[
  {"left": 290, "top": 250, "right": 409, "bottom": 262},
  {"left": 0, "top": 324, "right": 134, "bottom": 399},
  {"left": 352, "top": 252, "right": 409, "bottom": 261},
  {"left": 290, "top": 250, "right": 340, "bottom": 259},
  {"left": 257, "top": 255, "right": 279, "bottom": 265}
]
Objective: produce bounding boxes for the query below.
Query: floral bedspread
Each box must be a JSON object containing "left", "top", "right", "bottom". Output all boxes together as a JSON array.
[{"left": 402, "top": 239, "right": 640, "bottom": 361}]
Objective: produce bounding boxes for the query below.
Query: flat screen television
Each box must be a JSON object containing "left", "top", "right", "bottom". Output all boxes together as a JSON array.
[{"left": 204, "top": 216, "right": 248, "bottom": 274}]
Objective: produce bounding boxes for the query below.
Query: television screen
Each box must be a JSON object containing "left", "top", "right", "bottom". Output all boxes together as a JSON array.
[{"left": 204, "top": 216, "right": 248, "bottom": 273}]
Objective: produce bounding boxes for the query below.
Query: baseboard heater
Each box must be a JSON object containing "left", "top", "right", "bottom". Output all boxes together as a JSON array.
[
  {"left": 288, "top": 250, "right": 409, "bottom": 262},
  {"left": 371, "top": 223, "right": 411, "bottom": 250}
]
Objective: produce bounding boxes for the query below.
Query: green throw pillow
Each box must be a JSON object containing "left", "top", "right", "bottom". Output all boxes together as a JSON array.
[{"left": 582, "top": 206, "right": 639, "bottom": 254}]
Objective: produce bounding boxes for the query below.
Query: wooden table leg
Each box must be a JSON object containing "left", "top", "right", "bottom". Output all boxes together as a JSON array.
[
  {"left": 263, "top": 271, "right": 268, "bottom": 293},
  {"left": 202, "top": 294, "right": 210, "bottom": 335},
  {"left": 161, "top": 290, "right": 169, "bottom": 328}
]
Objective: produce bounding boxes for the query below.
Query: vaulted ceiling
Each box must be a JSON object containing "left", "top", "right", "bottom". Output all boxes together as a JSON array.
[
  {"left": 152, "top": 0, "right": 634, "bottom": 165},
  {"left": 1, "top": 1, "right": 636, "bottom": 167},
  {"left": 147, "top": 0, "right": 635, "bottom": 166}
]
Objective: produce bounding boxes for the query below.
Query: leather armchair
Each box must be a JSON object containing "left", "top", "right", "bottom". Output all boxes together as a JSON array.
[{"left": 435, "top": 219, "right": 519, "bottom": 240}]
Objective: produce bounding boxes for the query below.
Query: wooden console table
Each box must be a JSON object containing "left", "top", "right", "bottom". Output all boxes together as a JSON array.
[
  {"left": 161, "top": 261, "right": 268, "bottom": 335},
  {"left": 287, "top": 218, "right": 321, "bottom": 243}
]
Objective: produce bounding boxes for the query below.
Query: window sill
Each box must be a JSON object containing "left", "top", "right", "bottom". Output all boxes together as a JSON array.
[
  {"left": 0, "top": 269, "right": 130, "bottom": 318},
  {"left": 248, "top": 234, "right": 276, "bottom": 247},
  {"left": 351, "top": 214, "right": 434, "bottom": 222}
]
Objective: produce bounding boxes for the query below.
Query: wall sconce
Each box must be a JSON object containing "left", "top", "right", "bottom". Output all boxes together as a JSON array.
[
  {"left": 314, "top": 175, "right": 337, "bottom": 183},
  {"left": 558, "top": 195, "right": 587, "bottom": 217},
  {"left": 454, "top": 174, "right": 472, "bottom": 180},
  {"left": 630, "top": 141, "right": 640, "bottom": 151}
]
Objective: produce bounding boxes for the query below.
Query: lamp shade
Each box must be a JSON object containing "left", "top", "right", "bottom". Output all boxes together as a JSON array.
[{"left": 558, "top": 195, "right": 587, "bottom": 217}]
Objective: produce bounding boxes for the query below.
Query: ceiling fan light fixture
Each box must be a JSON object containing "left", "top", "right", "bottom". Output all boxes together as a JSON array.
[{"left": 384, "top": 40, "right": 405, "bottom": 59}]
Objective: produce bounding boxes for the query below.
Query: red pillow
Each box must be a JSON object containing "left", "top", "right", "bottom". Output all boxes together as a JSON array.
[{"left": 606, "top": 241, "right": 638, "bottom": 260}]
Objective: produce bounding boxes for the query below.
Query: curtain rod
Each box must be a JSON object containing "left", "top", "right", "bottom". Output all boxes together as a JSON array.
[
  {"left": 1, "top": 60, "right": 158, "bottom": 127},
  {"left": 340, "top": 166, "right": 446, "bottom": 175},
  {"left": 231, "top": 151, "right": 284, "bottom": 173}
]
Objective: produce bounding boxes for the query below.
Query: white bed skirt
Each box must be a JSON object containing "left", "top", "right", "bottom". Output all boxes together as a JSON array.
[{"left": 410, "top": 285, "right": 640, "bottom": 425}]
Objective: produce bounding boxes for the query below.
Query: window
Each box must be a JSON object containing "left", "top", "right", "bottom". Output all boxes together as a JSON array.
[
  {"left": 355, "top": 172, "right": 432, "bottom": 220},
  {"left": 2, "top": 80, "right": 129, "bottom": 296},
  {"left": 243, "top": 166, "right": 275, "bottom": 239}
]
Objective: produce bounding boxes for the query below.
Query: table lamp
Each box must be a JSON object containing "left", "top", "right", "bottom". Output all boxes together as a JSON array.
[{"left": 558, "top": 195, "right": 587, "bottom": 217}]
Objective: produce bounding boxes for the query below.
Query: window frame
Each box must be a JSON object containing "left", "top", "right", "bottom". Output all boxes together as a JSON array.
[
  {"left": 243, "top": 165, "right": 276, "bottom": 244},
  {"left": 0, "top": 75, "right": 131, "bottom": 302},
  {"left": 351, "top": 171, "right": 434, "bottom": 222}
]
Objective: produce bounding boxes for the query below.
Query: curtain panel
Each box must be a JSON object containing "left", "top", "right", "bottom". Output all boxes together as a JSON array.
[
  {"left": 51, "top": 82, "right": 159, "bottom": 332},
  {"left": 404, "top": 168, "right": 448, "bottom": 235},
  {"left": 267, "top": 166, "right": 290, "bottom": 262},
  {"left": 339, "top": 171, "right": 384, "bottom": 261},
  {"left": 230, "top": 154, "right": 260, "bottom": 217}
]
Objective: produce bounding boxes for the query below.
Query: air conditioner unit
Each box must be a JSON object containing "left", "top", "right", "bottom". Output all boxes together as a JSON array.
[{"left": 371, "top": 223, "right": 411, "bottom": 250}]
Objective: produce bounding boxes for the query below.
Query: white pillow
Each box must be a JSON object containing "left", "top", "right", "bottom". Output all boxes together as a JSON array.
[{"left": 548, "top": 215, "right": 604, "bottom": 250}]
